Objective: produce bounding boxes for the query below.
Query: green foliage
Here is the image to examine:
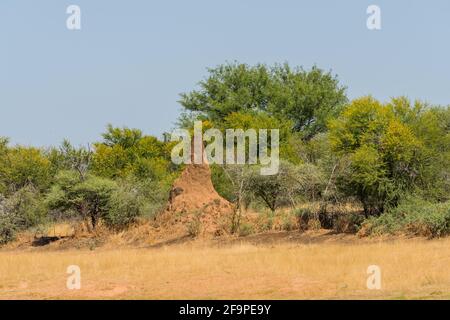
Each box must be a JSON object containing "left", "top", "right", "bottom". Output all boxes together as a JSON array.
[
  {"left": 269, "top": 64, "right": 348, "bottom": 138},
  {"left": 0, "top": 138, "right": 9, "bottom": 194},
  {"left": 410, "top": 106, "right": 450, "bottom": 201},
  {"left": 102, "top": 124, "right": 144, "bottom": 148},
  {"left": 47, "top": 140, "right": 92, "bottom": 177},
  {"left": 0, "top": 209, "right": 18, "bottom": 244},
  {"left": 0, "top": 186, "right": 47, "bottom": 244},
  {"left": 238, "top": 222, "right": 254, "bottom": 237},
  {"left": 221, "top": 111, "right": 302, "bottom": 163},
  {"left": 105, "top": 179, "right": 144, "bottom": 229},
  {"left": 249, "top": 162, "right": 297, "bottom": 212},
  {"left": 363, "top": 197, "right": 450, "bottom": 238},
  {"left": 0, "top": 144, "right": 51, "bottom": 193},
  {"left": 329, "top": 97, "right": 426, "bottom": 215},
  {"left": 210, "top": 165, "right": 235, "bottom": 202},
  {"left": 180, "top": 62, "right": 347, "bottom": 139},
  {"left": 92, "top": 125, "right": 175, "bottom": 180},
  {"left": 1, "top": 63, "right": 450, "bottom": 242},
  {"left": 46, "top": 171, "right": 117, "bottom": 229},
  {"left": 249, "top": 161, "right": 324, "bottom": 212}
]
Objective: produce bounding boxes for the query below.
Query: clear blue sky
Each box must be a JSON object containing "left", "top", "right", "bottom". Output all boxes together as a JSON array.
[{"left": 2, "top": 0, "right": 449, "bottom": 146}]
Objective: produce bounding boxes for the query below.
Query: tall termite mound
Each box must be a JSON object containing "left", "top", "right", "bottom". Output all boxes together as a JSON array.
[{"left": 159, "top": 141, "right": 234, "bottom": 237}]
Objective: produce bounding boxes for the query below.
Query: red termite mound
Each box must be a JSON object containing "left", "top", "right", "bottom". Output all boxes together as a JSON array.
[{"left": 158, "top": 145, "right": 234, "bottom": 238}]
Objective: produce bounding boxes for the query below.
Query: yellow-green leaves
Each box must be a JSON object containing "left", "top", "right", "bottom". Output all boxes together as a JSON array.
[{"left": 329, "top": 96, "right": 428, "bottom": 214}]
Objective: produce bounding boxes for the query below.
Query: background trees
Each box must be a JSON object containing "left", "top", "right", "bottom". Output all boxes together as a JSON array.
[
  {"left": 0, "top": 145, "right": 51, "bottom": 194},
  {"left": 328, "top": 97, "right": 425, "bottom": 215},
  {"left": 180, "top": 62, "right": 450, "bottom": 226},
  {"left": 180, "top": 62, "right": 347, "bottom": 223},
  {"left": 180, "top": 62, "right": 347, "bottom": 140},
  {"left": 0, "top": 124, "right": 179, "bottom": 243},
  {"left": 1, "top": 62, "right": 450, "bottom": 243}
]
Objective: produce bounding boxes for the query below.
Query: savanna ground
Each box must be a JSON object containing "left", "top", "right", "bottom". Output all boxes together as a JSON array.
[{"left": 1, "top": 230, "right": 450, "bottom": 300}]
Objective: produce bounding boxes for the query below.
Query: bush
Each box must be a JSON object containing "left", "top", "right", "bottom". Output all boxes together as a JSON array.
[
  {"left": 249, "top": 161, "right": 321, "bottom": 212},
  {"left": 255, "top": 210, "right": 274, "bottom": 232},
  {"left": 0, "top": 186, "right": 47, "bottom": 244},
  {"left": 329, "top": 97, "right": 426, "bottom": 215},
  {"left": 0, "top": 196, "right": 19, "bottom": 244},
  {"left": 105, "top": 181, "right": 143, "bottom": 229},
  {"left": 186, "top": 211, "right": 202, "bottom": 237},
  {"left": 296, "top": 208, "right": 314, "bottom": 231},
  {"left": 238, "top": 222, "right": 254, "bottom": 237},
  {"left": 281, "top": 213, "right": 297, "bottom": 231},
  {"left": 46, "top": 171, "right": 117, "bottom": 230},
  {"left": 0, "top": 146, "right": 51, "bottom": 193},
  {"left": 362, "top": 197, "right": 450, "bottom": 238},
  {"left": 333, "top": 213, "right": 364, "bottom": 233}
]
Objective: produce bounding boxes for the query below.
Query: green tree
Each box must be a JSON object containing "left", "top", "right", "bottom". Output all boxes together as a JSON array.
[
  {"left": 47, "top": 139, "right": 92, "bottom": 178},
  {"left": 92, "top": 125, "right": 174, "bottom": 180},
  {"left": 104, "top": 178, "right": 144, "bottom": 229},
  {"left": 46, "top": 171, "right": 117, "bottom": 230},
  {"left": 410, "top": 106, "right": 450, "bottom": 200},
  {"left": 0, "top": 144, "right": 51, "bottom": 193},
  {"left": 249, "top": 161, "right": 324, "bottom": 212},
  {"left": 329, "top": 96, "right": 425, "bottom": 215},
  {"left": 0, "top": 185, "right": 47, "bottom": 244},
  {"left": 180, "top": 62, "right": 347, "bottom": 139}
]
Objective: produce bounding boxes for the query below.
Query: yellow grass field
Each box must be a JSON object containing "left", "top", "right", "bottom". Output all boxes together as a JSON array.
[{"left": 1, "top": 235, "right": 450, "bottom": 300}]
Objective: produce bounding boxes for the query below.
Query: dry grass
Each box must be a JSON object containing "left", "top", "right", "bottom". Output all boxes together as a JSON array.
[{"left": 1, "top": 237, "right": 450, "bottom": 300}]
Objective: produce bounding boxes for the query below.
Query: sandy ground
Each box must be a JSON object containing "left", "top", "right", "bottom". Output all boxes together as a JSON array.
[{"left": 1, "top": 231, "right": 450, "bottom": 300}]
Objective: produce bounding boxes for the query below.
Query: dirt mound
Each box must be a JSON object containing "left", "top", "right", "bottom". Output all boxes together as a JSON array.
[{"left": 158, "top": 163, "right": 235, "bottom": 238}]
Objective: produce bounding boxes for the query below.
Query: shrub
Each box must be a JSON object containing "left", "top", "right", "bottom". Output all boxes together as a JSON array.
[
  {"left": 362, "top": 197, "right": 450, "bottom": 238},
  {"left": 295, "top": 208, "right": 314, "bottom": 231},
  {"left": 0, "top": 213, "right": 18, "bottom": 244},
  {"left": 333, "top": 213, "right": 364, "bottom": 233},
  {"left": 105, "top": 181, "right": 143, "bottom": 229},
  {"left": 186, "top": 211, "right": 202, "bottom": 237},
  {"left": 46, "top": 171, "right": 117, "bottom": 230},
  {"left": 0, "top": 146, "right": 51, "bottom": 193},
  {"left": 238, "top": 222, "right": 254, "bottom": 237},
  {"left": 0, "top": 186, "right": 47, "bottom": 244},
  {"left": 329, "top": 97, "right": 426, "bottom": 215},
  {"left": 281, "top": 213, "right": 297, "bottom": 231},
  {"left": 249, "top": 161, "right": 319, "bottom": 212},
  {"left": 255, "top": 210, "right": 274, "bottom": 232}
]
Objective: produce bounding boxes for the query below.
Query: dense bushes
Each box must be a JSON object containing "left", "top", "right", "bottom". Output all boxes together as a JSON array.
[
  {"left": 0, "top": 140, "right": 51, "bottom": 194},
  {"left": 0, "top": 62, "right": 449, "bottom": 243},
  {"left": 0, "top": 125, "right": 178, "bottom": 243},
  {"left": 46, "top": 171, "right": 118, "bottom": 230},
  {"left": 362, "top": 198, "right": 450, "bottom": 238},
  {"left": 105, "top": 179, "right": 145, "bottom": 229},
  {"left": 329, "top": 97, "right": 426, "bottom": 215},
  {"left": 0, "top": 186, "right": 46, "bottom": 244}
]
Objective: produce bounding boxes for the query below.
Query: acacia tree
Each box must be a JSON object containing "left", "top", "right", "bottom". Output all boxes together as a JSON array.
[
  {"left": 329, "top": 96, "right": 425, "bottom": 216},
  {"left": 0, "top": 141, "right": 51, "bottom": 194},
  {"left": 47, "top": 140, "right": 92, "bottom": 180},
  {"left": 180, "top": 62, "right": 347, "bottom": 140},
  {"left": 92, "top": 125, "right": 173, "bottom": 180},
  {"left": 46, "top": 170, "right": 117, "bottom": 230}
]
